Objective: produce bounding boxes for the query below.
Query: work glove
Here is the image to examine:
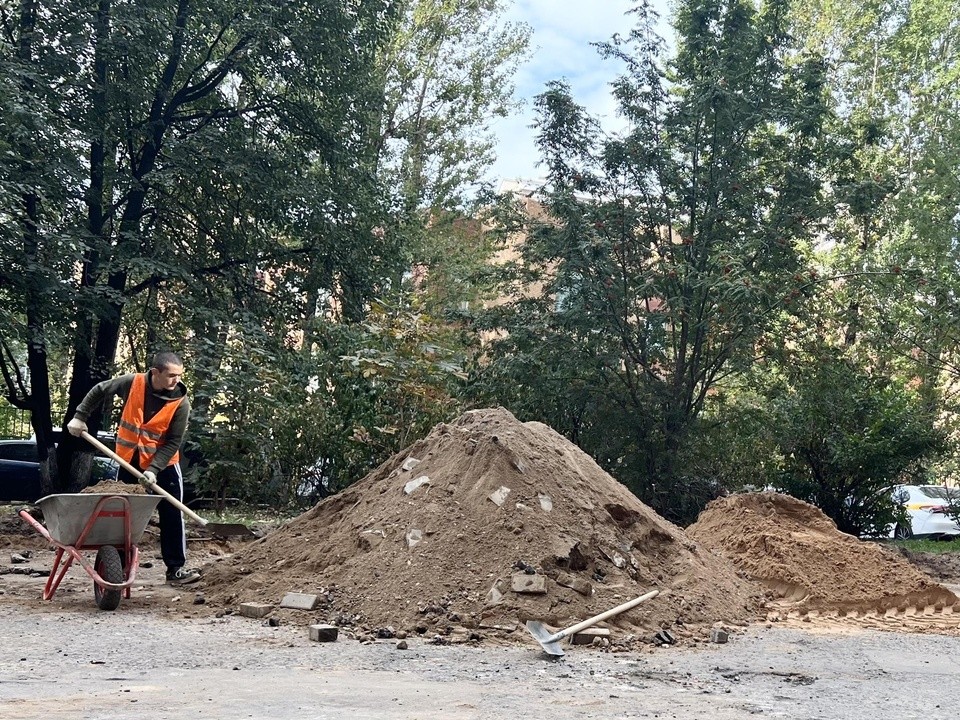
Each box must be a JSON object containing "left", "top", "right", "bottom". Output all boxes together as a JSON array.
[
  {"left": 142, "top": 470, "right": 157, "bottom": 486},
  {"left": 66, "top": 418, "right": 87, "bottom": 437}
]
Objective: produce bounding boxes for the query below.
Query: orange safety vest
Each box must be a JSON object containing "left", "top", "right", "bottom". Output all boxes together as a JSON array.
[{"left": 116, "top": 373, "right": 184, "bottom": 470}]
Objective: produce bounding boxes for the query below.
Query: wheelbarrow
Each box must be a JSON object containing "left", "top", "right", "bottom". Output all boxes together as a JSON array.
[{"left": 19, "top": 492, "right": 162, "bottom": 611}]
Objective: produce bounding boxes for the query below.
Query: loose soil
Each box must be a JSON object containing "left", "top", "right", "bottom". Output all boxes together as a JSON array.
[
  {"left": 687, "top": 491, "right": 960, "bottom": 630},
  {"left": 4, "top": 407, "right": 960, "bottom": 648},
  {"left": 199, "top": 408, "right": 761, "bottom": 646},
  {"left": 82, "top": 479, "right": 148, "bottom": 494}
]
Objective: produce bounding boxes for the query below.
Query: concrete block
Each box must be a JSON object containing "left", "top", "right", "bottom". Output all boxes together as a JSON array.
[
  {"left": 280, "top": 592, "right": 320, "bottom": 610},
  {"left": 309, "top": 624, "right": 339, "bottom": 642},
  {"left": 571, "top": 627, "right": 610, "bottom": 645},
  {"left": 511, "top": 572, "right": 546, "bottom": 594},
  {"left": 239, "top": 602, "right": 272, "bottom": 619},
  {"left": 710, "top": 628, "right": 729, "bottom": 644}
]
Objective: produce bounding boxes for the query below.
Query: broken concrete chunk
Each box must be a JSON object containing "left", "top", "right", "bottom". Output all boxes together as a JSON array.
[
  {"left": 309, "top": 624, "right": 339, "bottom": 642},
  {"left": 10, "top": 553, "right": 28, "bottom": 564},
  {"left": 486, "top": 582, "right": 504, "bottom": 605},
  {"left": 710, "top": 628, "right": 729, "bottom": 644},
  {"left": 600, "top": 546, "right": 628, "bottom": 569},
  {"left": 239, "top": 602, "right": 273, "bottom": 619},
  {"left": 555, "top": 571, "right": 593, "bottom": 596},
  {"left": 511, "top": 573, "right": 546, "bottom": 594},
  {"left": 401, "top": 457, "right": 421, "bottom": 472},
  {"left": 403, "top": 475, "right": 431, "bottom": 494},
  {"left": 406, "top": 528, "right": 423, "bottom": 549},
  {"left": 538, "top": 493, "right": 553, "bottom": 512},
  {"left": 654, "top": 629, "right": 676, "bottom": 645},
  {"left": 488, "top": 486, "right": 511, "bottom": 507},
  {"left": 280, "top": 592, "right": 319, "bottom": 610}
]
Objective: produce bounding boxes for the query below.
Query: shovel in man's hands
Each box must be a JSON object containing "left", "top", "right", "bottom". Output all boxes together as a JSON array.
[
  {"left": 81, "top": 431, "right": 254, "bottom": 538},
  {"left": 525, "top": 589, "right": 660, "bottom": 656}
]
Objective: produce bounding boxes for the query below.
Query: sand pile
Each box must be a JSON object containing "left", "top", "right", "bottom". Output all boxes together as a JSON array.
[
  {"left": 81, "top": 480, "right": 148, "bottom": 494},
  {"left": 201, "top": 408, "right": 762, "bottom": 645},
  {"left": 687, "top": 492, "right": 958, "bottom": 613}
]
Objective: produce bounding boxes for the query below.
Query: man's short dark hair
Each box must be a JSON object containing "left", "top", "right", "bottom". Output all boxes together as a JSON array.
[{"left": 152, "top": 351, "right": 183, "bottom": 371}]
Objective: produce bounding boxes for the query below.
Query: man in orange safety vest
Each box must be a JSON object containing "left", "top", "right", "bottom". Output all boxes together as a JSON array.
[{"left": 67, "top": 351, "right": 200, "bottom": 585}]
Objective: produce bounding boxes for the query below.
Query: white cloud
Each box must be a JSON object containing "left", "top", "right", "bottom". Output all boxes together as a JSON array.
[{"left": 486, "top": 0, "right": 670, "bottom": 186}]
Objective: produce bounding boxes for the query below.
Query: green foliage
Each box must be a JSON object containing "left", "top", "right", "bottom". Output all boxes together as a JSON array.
[
  {"left": 182, "top": 295, "right": 466, "bottom": 508},
  {"left": 766, "top": 345, "right": 947, "bottom": 537},
  {"left": 472, "top": 0, "right": 833, "bottom": 523},
  {"left": 376, "top": 0, "right": 530, "bottom": 212}
]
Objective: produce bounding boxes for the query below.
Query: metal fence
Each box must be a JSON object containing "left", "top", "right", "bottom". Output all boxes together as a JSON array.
[
  {"left": 0, "top": 404, "right": 31, "bottom": 439},
  {"left": 0, "top": 405, "right": 70, "bottom": 439}
]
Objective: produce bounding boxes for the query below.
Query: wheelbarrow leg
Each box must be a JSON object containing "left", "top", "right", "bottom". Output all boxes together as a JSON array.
[{"left": 43, "top": 547, "right": 76, "bottom": 601}]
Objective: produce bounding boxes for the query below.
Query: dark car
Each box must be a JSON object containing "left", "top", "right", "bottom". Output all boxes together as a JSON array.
[{"left": 0, "top": 435, "right": 119, "bottom": 502}]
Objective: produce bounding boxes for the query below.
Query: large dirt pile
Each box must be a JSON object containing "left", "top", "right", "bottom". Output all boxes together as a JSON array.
[
  {"left": 687, "top": 492, "right": 958, "bottom": 613},
  {"left": 201, "top": 408, "right": 761, "bottom": 644}
]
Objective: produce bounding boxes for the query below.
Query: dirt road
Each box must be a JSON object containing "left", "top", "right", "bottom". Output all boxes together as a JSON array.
[{"left": 1, "top": 563, "right": 958, "bottom": 720}]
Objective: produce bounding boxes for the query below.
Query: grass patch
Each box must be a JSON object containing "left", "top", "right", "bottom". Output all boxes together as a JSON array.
[
  {"left": 888, "top": 537, "right": 960, "bottom": 554},
  {"left": 190, "top": 503, "right": 295, "bottom": 529}
]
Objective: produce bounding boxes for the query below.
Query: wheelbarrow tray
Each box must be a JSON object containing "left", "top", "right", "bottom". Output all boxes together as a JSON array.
[{"left": 36, "top": 493, "right": 161, "bottom": 547}]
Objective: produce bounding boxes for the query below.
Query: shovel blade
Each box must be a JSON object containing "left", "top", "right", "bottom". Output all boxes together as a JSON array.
[
  {"left": 205, "top": 522, "right": 255, "bottom": 538},
  {"left": 524, "top": 620, "right": 565, "bottom": 657}
]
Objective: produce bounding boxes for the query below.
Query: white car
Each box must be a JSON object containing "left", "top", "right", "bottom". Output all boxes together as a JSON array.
[{"left": 890, "top": 485, "right": 960, "bottom": 539}]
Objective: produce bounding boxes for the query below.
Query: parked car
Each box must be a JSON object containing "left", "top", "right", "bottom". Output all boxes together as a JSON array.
[
  {"left": 0, "top": 439, "right": 45, "bottom": 502},
  {"left": 889, "top": 484, "right": 960, "bottom": 539},
  {"left": 0, "top": 433, "right": 119, "bottom": 502}
]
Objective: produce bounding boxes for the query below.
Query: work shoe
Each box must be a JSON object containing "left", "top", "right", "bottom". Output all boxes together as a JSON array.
[{"left": 166, "top": 567, "right": 201, "bottom": 585}]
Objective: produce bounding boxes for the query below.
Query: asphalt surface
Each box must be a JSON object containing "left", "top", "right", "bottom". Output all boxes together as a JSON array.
[{"left": 2, "top": 588, "right": 959, "bottom": 720}]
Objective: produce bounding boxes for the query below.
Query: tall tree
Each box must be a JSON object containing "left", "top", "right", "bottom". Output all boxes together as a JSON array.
[
  {"left": 792, "top": 0, "right": 960, "bottom": 401},
  {"left": 0, "top": 0, "right": 402, "bottom": 493},
  {"left": 375, "top": 0, "right": 529, "bottom": 213},
  {"left": 473, "top": 0, "right": 834, "bottom": 522}
]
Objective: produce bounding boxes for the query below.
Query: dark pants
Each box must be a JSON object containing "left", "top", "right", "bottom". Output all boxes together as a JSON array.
[{"left": 118, "top": 462, "right": 187, "bottom": 571}]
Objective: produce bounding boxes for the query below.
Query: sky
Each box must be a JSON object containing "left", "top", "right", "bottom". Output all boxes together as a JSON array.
[{"left": 485, "top": 0, "right": 670, "bottom": 187}]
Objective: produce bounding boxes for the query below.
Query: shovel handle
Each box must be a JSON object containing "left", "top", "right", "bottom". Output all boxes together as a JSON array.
[
  {"left": 548, "top": 589, "right": 660, "bottom": 643},
  {"left": 80, "top": 430, "right": 209, "bottom": 527}
]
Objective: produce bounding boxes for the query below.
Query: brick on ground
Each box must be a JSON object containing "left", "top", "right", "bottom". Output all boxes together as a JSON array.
[
  {"left": 280, "top": 592, "right": 320, "bottom": 610},
  {"left": 309, "top": 624, "right": 339, "bottom": 642},
  {"left": 239, "top": 602, "right": 273, "bottom": 619}
]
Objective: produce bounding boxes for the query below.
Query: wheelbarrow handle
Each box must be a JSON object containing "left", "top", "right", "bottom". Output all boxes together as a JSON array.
[{"left": 80, "top": 431, "right": 210, "bottom": 528}]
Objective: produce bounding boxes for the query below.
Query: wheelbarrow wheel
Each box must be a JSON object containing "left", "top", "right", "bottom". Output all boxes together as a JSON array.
[{"left": 94, "top": 545, "right": 123, "bottom": 611}]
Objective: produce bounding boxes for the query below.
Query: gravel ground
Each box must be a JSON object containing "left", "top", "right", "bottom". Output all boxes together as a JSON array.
[
  {"left": 2, "top": 566, "right": 959, "bottom": 720},
  {"left": 3, "top": 512, "right": 960, "bottom": 720}
]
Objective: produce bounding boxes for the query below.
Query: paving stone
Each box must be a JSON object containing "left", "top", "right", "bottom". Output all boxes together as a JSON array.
[
  {"left": 280, "top": 592, "right": 319, "bottom": 610},
  {"left": 238, "top": 602, "right": 273, "bottom": 619},
  {"left": 309, "top": 624, "right": 339, "bottom": 642}
]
